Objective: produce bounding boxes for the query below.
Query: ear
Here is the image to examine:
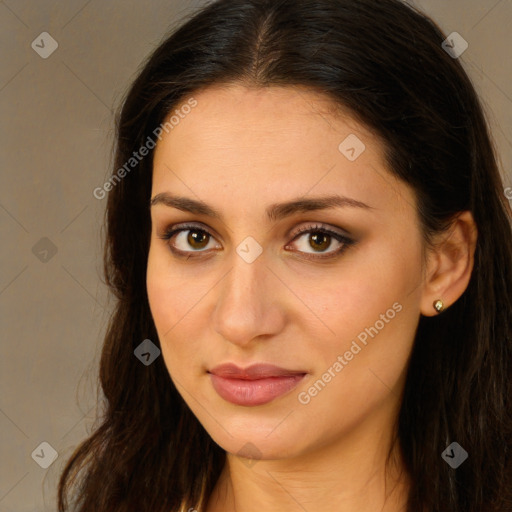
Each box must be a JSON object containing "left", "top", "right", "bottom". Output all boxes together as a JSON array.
[{"left": 420, "top": 211, "right": 478, "bottom": 317}]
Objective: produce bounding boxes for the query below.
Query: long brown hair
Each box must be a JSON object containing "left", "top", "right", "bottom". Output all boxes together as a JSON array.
[{"left": 58, "top": 0, "right": 512, "bottom": 510}]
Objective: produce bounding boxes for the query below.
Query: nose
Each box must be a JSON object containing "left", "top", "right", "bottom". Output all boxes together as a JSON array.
[{"left": 212, "top": 252, "right": 286, "bottom": 347}]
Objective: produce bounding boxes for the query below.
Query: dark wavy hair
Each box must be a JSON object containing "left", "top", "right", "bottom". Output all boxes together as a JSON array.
[{"left": 58, "top": 0, "right": 512, "bottom": 510}]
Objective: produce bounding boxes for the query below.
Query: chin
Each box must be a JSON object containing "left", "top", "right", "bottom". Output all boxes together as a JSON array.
[{"left": 198, "top": 409, "right": 313, "bottom": 461}]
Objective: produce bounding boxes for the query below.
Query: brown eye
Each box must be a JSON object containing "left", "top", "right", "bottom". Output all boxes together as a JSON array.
[
  {"left": 170, "top": 228, "right": 220, "bottom": 253},
  {"left": 289, "top": 228, "right": 344, "bottom": 255},
  {"left": 159, "top": 222, "right": 355, "bottom": 261},
  {"left": 158, "top": 224, "right": 222, "bottom": 257},
  {"left": 187, "top": 230, "right": 210, "bottom": 249},
  {"left": 285, "top": 224, "right": 356, "bottom": 260},
  {"left": 308, "top": 232, "right": 332, "bottom": 252}
]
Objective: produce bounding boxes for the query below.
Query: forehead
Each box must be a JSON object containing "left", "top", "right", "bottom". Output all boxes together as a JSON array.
[
  {"left": 151, "top": 84, "right": 416, "bottom": 217},
  {"left": 156, "top": 84, "right": 367, "bottom": 154}
]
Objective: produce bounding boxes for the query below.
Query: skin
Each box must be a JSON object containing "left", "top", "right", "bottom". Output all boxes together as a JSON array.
[{"left": 146, "top": 84, "right": 477, "bottom": 512}]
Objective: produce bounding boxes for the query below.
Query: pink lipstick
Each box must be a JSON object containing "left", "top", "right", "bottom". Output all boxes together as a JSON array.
[{"left": 208, "top": 363, "right": 306, "bottom": 406}]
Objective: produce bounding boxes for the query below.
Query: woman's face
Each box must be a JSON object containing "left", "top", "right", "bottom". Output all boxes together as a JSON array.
[{"left": 147, "top": 84, "right": 425, "bottom": 461}]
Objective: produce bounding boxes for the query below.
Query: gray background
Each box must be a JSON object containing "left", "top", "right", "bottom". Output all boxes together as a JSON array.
[{"left": 1, "top": 1, "right": 511, "bottom": 510}]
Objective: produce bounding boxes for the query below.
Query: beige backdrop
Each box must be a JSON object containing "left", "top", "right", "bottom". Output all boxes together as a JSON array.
[{"left": 1, "top": 1, "right": 511, "bottom": 510}]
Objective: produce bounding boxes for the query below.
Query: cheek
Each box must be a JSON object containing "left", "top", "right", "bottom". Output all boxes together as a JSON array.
[
  {"left": 146, "top": 246, "right": 204, "bottom": 330},
  {"left": 146, "top": 247, "right": 214, "bottom": 380},
  {"left": 300, "top": 235, "right": 422, "bottom": 370},
  {"left": 147, "top": 250, "right": 176, "bottom": 332},
  {"left": 146, "top": 249, "right": 193, "bottom": 358}
]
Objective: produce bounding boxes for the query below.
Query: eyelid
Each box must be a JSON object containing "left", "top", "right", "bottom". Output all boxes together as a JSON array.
[
  {"left": 157, "top": 221, "right": 219, "bottom": 243},
  {"left": 157, "top": 222, "right": 221, "bottom": 258},
  {"left": 288, "top": 222, "right": 351, "bottom": 240},
  {"left": 285, "top": 223, "right": 355, "bottom": 260},
  {"left": 158, "top": 221, "right": 356, "bottom": 259}
]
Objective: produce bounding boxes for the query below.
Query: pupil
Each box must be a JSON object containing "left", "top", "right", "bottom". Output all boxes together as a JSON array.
[
  {"left": 185, "top": 230, "right": 332, "bottom": 252},
  {"left": 188, "top": 230, "right": 208, "bottom": 249},
  {"left": 310, "top": 232, "right": 330, "bottom": 251}
]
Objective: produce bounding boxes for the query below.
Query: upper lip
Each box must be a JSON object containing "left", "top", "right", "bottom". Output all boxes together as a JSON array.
[{"left": 208, "top": 363, "right": 306, "bottom": 380}]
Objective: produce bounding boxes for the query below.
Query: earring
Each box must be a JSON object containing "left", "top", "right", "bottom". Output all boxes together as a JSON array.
[{"left": 433, "top": 299, "right": 444, "bottom": 313}]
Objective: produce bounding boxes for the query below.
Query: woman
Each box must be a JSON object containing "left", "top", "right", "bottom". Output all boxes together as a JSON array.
[{"left": 58, "top": 0, "right": 512, "bottom": 511}]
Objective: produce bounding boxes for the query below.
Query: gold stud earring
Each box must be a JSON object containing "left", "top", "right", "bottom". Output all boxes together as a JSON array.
[{"left": 433, "top": 299, "right": 444, "bottom": 313}]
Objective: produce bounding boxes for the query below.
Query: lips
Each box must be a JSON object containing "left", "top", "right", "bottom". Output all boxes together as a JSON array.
[{"left": 208, "top": 363, "right": 307, "bottom": 406}]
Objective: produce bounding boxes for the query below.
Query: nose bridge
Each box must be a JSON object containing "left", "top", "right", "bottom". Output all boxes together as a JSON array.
[
  {"left": 212, "top": 249, "right": 283, "bottom": 346},
  {"left": 228, "top": 261, "right": 257, "bottom": 308}
]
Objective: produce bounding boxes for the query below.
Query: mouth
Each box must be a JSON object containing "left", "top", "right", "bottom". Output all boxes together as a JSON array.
[{"left": 208, "top": 363, "right": 307, "bottom": 406}]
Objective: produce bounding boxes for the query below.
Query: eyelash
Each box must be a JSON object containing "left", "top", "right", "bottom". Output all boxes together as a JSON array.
[{"left": 158, "top": 222, "right": 356, "bottom": 261}]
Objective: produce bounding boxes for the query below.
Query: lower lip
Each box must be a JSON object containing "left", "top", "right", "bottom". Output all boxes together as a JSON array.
[{"left": 209, "top": 373, "right": 306, "bottom": 406}]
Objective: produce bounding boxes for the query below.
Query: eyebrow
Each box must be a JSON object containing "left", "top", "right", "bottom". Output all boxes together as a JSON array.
[{"left": 150, "top": 192, "right": 374, "bottom": 222}]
